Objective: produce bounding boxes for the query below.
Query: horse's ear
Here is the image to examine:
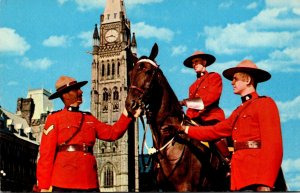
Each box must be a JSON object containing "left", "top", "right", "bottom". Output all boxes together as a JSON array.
[
  {"left": 126, "top": 47, "right": 139, "bottom": 64},
  {"left": 149, "top": 43, "right": 158, "bottom": 61},
  {"left": 131, "top": 54, "right": 138, "bottom": 64}
]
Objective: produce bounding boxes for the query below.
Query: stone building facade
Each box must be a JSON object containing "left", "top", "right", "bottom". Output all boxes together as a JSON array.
[
  {"left": 90, "top": 0, "right": 139, "bottom": 191},
  {"left": 0, "top": 88, "right": 53, "bottom": 191}
]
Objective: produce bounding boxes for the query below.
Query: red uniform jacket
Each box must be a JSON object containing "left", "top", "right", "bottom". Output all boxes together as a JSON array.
[
  {"left": 36, "top": 107, "right": 132, "bottom": 190},
  {"left": 186, "top": 71, "right": 225, "bottom": 122},
  {"left": 188, "top": 92, "right": 283, "bottom": 190}
]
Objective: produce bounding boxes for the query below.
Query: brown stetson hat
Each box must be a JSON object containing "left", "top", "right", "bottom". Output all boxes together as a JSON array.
[
  {"left": 183, "top": 50, "right": 216, "bottom": 68},
  {"left": 222, "top": 59, "right": 271, "bottom": 83},
  {"left": 48, "top": 76, "right": 88, "bottom": 100}
]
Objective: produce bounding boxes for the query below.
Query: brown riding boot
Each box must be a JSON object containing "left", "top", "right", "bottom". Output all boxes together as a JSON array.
[{"left": 213, "top": 138, "right": 232, "bottom": 177}]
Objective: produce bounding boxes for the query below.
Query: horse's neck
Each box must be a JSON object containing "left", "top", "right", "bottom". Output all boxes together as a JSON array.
[{"left": 154, "top": 81, "right": 182, "bottom": 127}]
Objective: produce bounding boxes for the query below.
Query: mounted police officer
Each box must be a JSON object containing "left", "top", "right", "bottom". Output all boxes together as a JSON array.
[
  {"left": 177, "top": 60, "right": 286, "bottom": 191},
  {"left": 180, "top": 50, "right": 231, "bottom": 179},
  {"left": 34, "top": 76, "right": 141, "bottom": 192}
]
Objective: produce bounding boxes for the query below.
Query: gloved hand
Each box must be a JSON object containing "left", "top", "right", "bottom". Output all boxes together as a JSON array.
[
  {"left": 179, "top": 99, "right": 187, "bottom": 106},
  {"left": 33, "top": 184, "right": 41, "bottom": 192},
  {"left": 123, "top": 108, "right": 142, "bottom": 118},
  {"left": 33, "top": 185, "right": 52, "bottom": 192}
]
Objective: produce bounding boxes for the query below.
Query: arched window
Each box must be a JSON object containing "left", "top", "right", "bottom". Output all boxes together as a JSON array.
[
  {"left": 113, "top": 87, "right": 119, "bottom": 100},
  {"left": 92, "top": 90, "right": 99, "bottom": 103},
  {"left": 107, "top": 63, "right": 110, "bottom": 76},
  {"left": 102, "top": 64, "right": 105, "bottom": 77},
  {"left": 117, "top": 62, "right": 120, "bottom": 75},
  {"left": 103, "top": 88, "right": 108, "bottom": 101},
  {"left": 103, "top": 164, "right": 114, "bottom": 188},
  {"left": 112, "top": 63, "right": 115, "bottom": 76}
]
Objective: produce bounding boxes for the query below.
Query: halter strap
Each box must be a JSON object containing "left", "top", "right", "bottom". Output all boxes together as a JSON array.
[
  {"left": 130, "top": 85, "right": 145, "bottom": 93},
  {"left": 137, "top": 58, "right": 159, "bottom": 68}
]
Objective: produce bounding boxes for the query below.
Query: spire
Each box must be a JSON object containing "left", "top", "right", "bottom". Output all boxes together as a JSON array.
[
  {"left": 131, "top": 32, "right": 137, "bottom": 56},
  {"left": 93, "top": 24, "right": 100, "bottom": 40},
  {"left": 131, "top": 32, "right": 137, "bottom": 47},
  {"left": 102, "top": 0, "right": 126, "bottom": 24},
  {"left": 93, "top": 24, "right": 99, "bottom": 54}
]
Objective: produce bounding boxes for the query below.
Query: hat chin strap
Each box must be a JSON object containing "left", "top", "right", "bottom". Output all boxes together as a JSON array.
[{"left": 63, "top": 96, "right": 82, "bottom": 108}]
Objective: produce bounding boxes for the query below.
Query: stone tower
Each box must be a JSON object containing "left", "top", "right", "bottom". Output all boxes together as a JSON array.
[{"left": 90, "top": 0, "right": 139, "bottom": 191}]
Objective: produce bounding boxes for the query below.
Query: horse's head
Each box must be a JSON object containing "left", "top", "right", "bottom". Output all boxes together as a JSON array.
[{"left": 125, "top": 43, "right": 159, "bottom": 115}]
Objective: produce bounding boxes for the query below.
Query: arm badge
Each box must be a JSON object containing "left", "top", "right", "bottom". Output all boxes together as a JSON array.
[{"left": 43, "top": 125, "right": 54, "bottom": 135}]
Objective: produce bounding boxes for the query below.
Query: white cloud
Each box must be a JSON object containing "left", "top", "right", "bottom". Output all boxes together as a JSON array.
[
  {"left": 132, "top": 22, "right": 174, "bottom": 42},
  {"left": 171, "top": 45, "right": 187, "bottom": 56},
  {"left": 20, "top": 57, "right": 53, "bottom": 70},
  {"left": 283, "top": 158, "right": 300, "bottom": 173},
  {"left": 282, "top": 158, "right": 300, "bottom": 191},
  {"left": 287, "top": 175, "right": 300, "bottom": 191},
  {"left": 126, "top": 0, "right": 163, "bottom": 6},
  {"left": 294, "top": 8, "right": 300, "bottom": 15},
  {"left": 218, "top": 1, "right": 233, "bottom": 9},
  {"left": 0, "top": 28, "right": 30, "bottom": 55},
  {"left": 205, "top": 24, "right": 297, "bottom": 55},
  {"left": 74, "top": 0, "right": 104, "bottom": 11},
  {"left": 255, "top": 47, "right": 300, "bottom": 72},
  {"left": 78, "top": 31, "right": 93, "bottom": 48},
  {"left": 204, "top": 1, "right": 300, "bottom": 57},
  {"left": 251, "top": 8, "right": 300, "bottom": 30},
  {"left": 276, "top": 96, "right": 300, "bottom": 122},
  {"left": 57, "top": 0, "right": 69, "bottom": 5},
  {"left": 265, "top": 0, "right": 300, "bottom": 9},
  {"left": 43, "top": 35, "right": 71, "bottom": 47},
  {"left": 246, "top": 2, "right": 258, "bottom": 10},
  {"left": 202, "top": 1, "right": 300, "bottom": 73},
  {"left": 209, "top": 60, "right": 239, "bottom": 75},
  {"left": 180, "top": 68, "right": 194, "bottom": 75},
  {"left": 7, "top": 81, "right": 19, "bottom": 86},
  {"left": 60, "top": 0, "right": 163, "bottom": 12}
]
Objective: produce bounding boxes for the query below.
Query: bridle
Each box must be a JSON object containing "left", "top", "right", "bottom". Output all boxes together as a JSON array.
[
  {"left": 129, "top": 62, "right": 159, "bottom": 112},
  {"left": 128, "top": 61, "right": 186, "bottom": 176}
]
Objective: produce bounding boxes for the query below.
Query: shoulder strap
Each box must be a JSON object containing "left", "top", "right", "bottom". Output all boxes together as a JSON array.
[{"left": 60, "top": 112, "right": 85, "bottom": 146}]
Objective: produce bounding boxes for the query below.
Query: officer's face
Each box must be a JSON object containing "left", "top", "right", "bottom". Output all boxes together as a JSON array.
[
  {"left": 192, "top": 58, "right": 206, "bottom": 73},
  {"left": 231, "top": 73, "right": 250, "bottom": 95},
  {"left": 62, "top": 88, "right": 83, "bottom": 107}
]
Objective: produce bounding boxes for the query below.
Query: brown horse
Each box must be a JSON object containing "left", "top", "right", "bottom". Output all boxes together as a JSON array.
[{"left": 125, "top": 43, "right": 229, "bottom": 191}]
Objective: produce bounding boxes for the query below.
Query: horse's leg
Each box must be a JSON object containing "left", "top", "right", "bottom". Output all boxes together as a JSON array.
[{"left": 176, "top": 182, "right": 191, "bottom": 192}]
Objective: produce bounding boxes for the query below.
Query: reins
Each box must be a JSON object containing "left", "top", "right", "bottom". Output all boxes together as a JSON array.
[
  {"left": 140, "top": 115, "right": 175, "bottom": 155},
  {"left": 131, "top": 65, "right": 187, "bottom": 175}
]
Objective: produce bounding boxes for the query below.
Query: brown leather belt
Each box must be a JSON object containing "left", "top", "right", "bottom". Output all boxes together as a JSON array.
[
  {"left": 58, "top": 144, "right": 93, "bottom": 154},
  {"left": 234, "top": 140, "right": 261, "bottom": 151}
]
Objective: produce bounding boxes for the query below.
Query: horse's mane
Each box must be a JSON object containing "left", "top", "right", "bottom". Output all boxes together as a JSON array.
[{"left": 155, "top": 67, "right": 183, "bottom": 118}]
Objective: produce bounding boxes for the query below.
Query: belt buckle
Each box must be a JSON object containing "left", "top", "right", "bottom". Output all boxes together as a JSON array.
[
  {"left": 83, "top": 143, "right": 87, "bottom": 152},
  {"left": 67, "top": 145, "right": 76, "bottom": 152},
  {"left": 247, "top": 141, "right": 258, "bottom": 148}
]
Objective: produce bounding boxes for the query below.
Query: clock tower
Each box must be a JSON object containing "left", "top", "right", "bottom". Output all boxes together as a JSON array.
[{"left": 90, "top": 0, "right": 139, "bottom": 191}]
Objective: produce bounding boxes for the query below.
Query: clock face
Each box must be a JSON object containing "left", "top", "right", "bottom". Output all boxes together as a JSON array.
[{"left": 105, "top": 29, "right": 118, "bottom": 42}]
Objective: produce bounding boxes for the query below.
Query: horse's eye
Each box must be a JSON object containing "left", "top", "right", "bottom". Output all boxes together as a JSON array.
[
  {"left": 139, "top": 63, "right": 145, "bottom": 70},
  {"left": 145, "top": 69, "right": 153, "bottom": 75}
]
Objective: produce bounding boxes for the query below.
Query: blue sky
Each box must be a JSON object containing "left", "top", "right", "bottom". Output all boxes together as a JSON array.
[{"left": 0, "top": 0, "right": 299, "bottom": 190}]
